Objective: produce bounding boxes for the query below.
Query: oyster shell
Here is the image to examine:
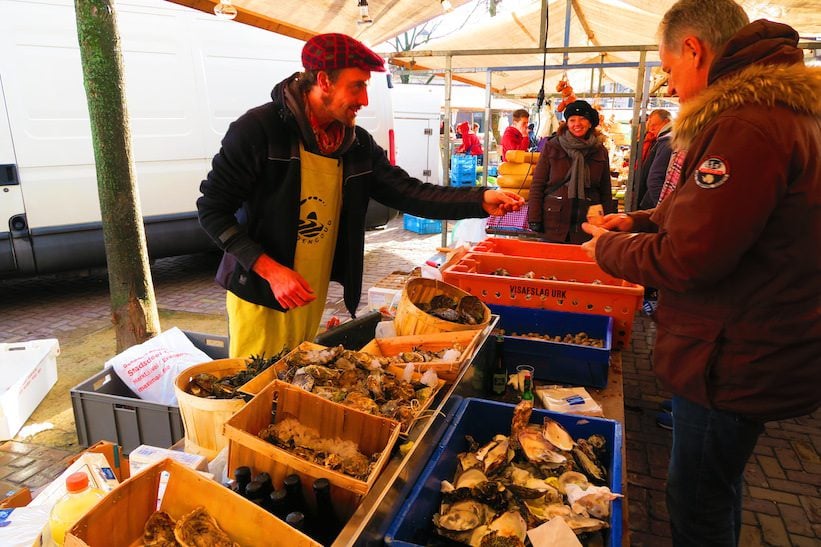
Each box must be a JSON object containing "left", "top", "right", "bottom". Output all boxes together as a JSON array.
[
  {"left": 455, "top": 467, "right": 488, "bottom": 489},
  {"left": 542, "top": 417, "right": 575, "bottom": 451},
  {"left": 487, "top": 510, "right": 527, "bottom": 541},
  {"left": 430, "top": 294, "right": 458, "bottom": 310},
  {"left": 174, "top": 506, "right": 238, "bottom": 547},
  {"left": 557, "top": 471, "right": 589, "bottom": 494},
  {"left": 436, "top": 499, "right": 490, "bottom": 532},
  {"left": 574, "top": 438, "right": 607, "bottom": 483},
  {"left": 457, "top": 295, "right": 486, "bottom": 325},
  {"left": 518, "top": 427, "right": 566, "bottom": 465}
]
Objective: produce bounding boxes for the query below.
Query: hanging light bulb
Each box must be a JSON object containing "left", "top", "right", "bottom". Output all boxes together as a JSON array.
[
  {"left": 441, "top": 0, "right": 453, "bottom": 12},
  {"left": 213, "top": 0, "right": 237, "bottom": 20},
  {"left": 357, "top": 0, "right": 373, "bottom": 25}
]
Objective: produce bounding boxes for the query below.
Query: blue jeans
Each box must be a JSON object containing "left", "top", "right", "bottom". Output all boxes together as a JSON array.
[{"left": 667, "top": 395, "right": 764, "bottom": 547}]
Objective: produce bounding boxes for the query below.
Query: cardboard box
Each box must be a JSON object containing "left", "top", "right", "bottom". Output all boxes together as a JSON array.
[
  {"left": 367, "top": 286, "right": 402, "bottom": 315},
  {"left": 0, "top": 339, "right": 59, "bottom": 440},
  {"left": 30, "top": 453, "right": 119, "bottom": 510},
  {"left": 65, "top": 459, "right": 320, "bottom": 547},
  {"left": 128, "top": 444, "right": 208, "bottom": 476}
]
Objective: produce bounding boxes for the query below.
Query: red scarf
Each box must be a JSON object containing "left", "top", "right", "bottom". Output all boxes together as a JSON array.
[{"left": 304, "top": 97, "right": 344, "bottom": 155}]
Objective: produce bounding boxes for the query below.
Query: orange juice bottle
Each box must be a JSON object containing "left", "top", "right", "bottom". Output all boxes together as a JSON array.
[{"left": 49, "top": 472, "right": 106, "bottom": 545}]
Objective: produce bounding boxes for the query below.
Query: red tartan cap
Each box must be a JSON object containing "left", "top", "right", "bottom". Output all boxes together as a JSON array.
[{"left": 302, "top": 33, "right": 386, "bottom": 73}]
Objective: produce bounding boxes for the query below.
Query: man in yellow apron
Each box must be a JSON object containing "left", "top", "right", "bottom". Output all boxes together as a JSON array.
[{"left": 198, "top": 33, "right": 524, "bottom": 358}]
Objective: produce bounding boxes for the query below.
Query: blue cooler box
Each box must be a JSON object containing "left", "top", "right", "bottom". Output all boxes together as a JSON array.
[
  {"left": 385, "top": 398, "right": 623, "bottom": 546},
  {"left": 489, "top": 304, "right": 613, "bottom": 388}
]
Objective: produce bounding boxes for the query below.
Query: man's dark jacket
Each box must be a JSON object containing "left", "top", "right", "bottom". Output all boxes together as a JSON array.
[{"left": 197, "top": 74, "right": 487, "bottom": 316}]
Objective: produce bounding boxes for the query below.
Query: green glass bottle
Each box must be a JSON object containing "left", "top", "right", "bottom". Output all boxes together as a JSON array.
[
  {"left": 521, "top": 371, "right": 534, "bottom": 402},
  {"left": 491, "top": 335, "right": 507, "bottom": 396}
]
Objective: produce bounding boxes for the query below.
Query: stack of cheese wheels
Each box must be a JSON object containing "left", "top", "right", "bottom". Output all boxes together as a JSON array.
[{"left": 496, "top": 150, "right": 541, "bottom": 200}]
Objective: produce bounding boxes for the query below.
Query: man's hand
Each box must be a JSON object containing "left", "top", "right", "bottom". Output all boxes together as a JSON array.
[
  {"left": 581, "top": 222, "right": 609, "bottom": 260},
  {"left": 599, "top": 213, "right": 635, "bottom": 232},
  {"left": 482, "top": 190, "right": 525, "bottom": 216},
  {"left": 252, "top": 254, "right": 315, "bottom": 309}
]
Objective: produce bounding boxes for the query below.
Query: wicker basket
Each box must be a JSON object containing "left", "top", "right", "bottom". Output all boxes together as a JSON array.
[
  {"left": 174, "top": 358, "right": 248, "bottom": 459},
  {"left": 394, "top": 278, "right": 491, "bottom": 336}
]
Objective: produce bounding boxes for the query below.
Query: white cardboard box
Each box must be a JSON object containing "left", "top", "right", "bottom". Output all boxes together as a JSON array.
[
  {"left": 0, "top": 339, "right": 59, "bottom": 440},
  {"left": 367, "top": 287, "right": 402, "bottom": 315},
  {"left": 30, "top": 452, "right": 119, "bottom": 510},
  {"left": 128, "top": 445, "right": 209, "bottom": 476}
]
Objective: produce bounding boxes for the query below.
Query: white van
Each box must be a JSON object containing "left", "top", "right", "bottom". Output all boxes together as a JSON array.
[{"left": 0, "top": 0, "right": 395, "bottom": 278}]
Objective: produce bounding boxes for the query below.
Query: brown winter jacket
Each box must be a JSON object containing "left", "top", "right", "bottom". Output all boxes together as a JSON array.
[
  {"left": 528, "top": 128, "right": 616, "bottom": 243},
  {"left": 595, "top": 20, "right": 821, "bottom": 421}
]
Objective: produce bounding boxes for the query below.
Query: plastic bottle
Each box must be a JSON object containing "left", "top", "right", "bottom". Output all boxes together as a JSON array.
[{"left": 49, "top": 472, "right": 106, "bottom": 546}]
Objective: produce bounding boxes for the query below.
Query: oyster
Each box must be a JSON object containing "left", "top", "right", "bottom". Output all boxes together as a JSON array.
[
  {"left": 487, "top": 510, "right": 527, "bottom": 541},
  {"left": 542, "top": 417, "right": 575, "bottom": 452},
  {"left": 143, "top": 511, "right": 177, "bottom": 546},
  {"left": 435, "top": 499, "right": 491, "bottom": 532},
  {"left": 454, "top": 468, "right": 488, "bottom": 489},
  {"left": 518, "top": 427, "right": 566, "bottom": 465},
  {"left": 523, "top": 501, "right": 572, "bottom": 523},
  {"left": 344, "top": 391, "right": 380, "bottom": 414},
  {"left": 430, "top": 308, "right": 461, "bottom": 322},
  {"left": 574, "top": 438, "right": 607, "bottom": 483},
  {"left": 557, "top": 471, "right": 589, "bottom": 494},
  {"left": 458, "top": 451, "right": 482, "bottom": 472},
  {"left": 174, "top": 506, "right": 238, "bottom": 547},
  {"left": 430, "top": 294, "right": 458, "bottom": 310},
  {"left": 291, "top": 370, "right": 315, "bottom": 392},
  {"left": 286, "top": 345, "right": 344, "bottom": 367},
  {"left": 475, "top": 435, "right": 510, "bottom": 474},
  {"left": 457, "top": 295, "right": 486, "bottom": 325},
  {"left": 299, "top": 364, "right": 340, "bottom": 382},
  {"left": 510, "top": 400, "right": 533, "bottom": 449}
]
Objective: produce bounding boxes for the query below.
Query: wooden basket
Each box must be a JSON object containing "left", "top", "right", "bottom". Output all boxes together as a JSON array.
[
  {"left": 240, "top": 341, "right": 445, "bottom": 434},
  {"left": 174, "top": 358, "right": 248, "bottom": 459},
  {"left": 360, "top": 329, "right": 483, "bottom": 383},
  {"left": 65, "top": 458, "right": 319, "bottom": 547},
  {"left": 394, "top": 278, "right": 491, "bottom": 336},
  {"left": 225, "top": 380, "right": 400, "bottom": 521}
]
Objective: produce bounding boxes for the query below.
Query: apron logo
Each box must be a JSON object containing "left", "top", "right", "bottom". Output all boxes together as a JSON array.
[
  {"left": 695, "top": 157, "right": 729, "bottom": 189},
  {"left": 298, "top": 196, "right": 332, "bottom": 243}
]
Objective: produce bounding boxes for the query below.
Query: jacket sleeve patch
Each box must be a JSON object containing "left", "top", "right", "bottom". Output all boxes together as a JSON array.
[{"left": 695, "top": 156, "right": 730, "bottom": 189}]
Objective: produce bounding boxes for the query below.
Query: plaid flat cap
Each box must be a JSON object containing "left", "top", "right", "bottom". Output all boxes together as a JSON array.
[{"left": 302, "top": 33, "right": 386, "bottom": 72}]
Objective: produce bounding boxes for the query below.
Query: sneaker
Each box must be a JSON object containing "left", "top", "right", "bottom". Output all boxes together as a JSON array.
[
  {"left": 660, "top": 399, "right": 673, "bottom": 413},
  {"left": 656, "top": 411, "right": 673, "bottom": 430}
]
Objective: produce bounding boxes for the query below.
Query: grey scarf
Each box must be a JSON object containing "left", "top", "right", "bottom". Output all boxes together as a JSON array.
[{"left": 556, "top": 131, "right": 599, "bottom": 200}]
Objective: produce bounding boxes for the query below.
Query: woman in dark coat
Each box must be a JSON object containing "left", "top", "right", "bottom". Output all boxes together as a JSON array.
[{"left": 528, "top": 100, "right": 616, "bottom": 243}]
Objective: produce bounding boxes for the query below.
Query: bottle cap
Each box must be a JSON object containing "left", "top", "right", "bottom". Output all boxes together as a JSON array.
[
  {"left": 284, "top": 474, "right": 301, "bottom": 488},
  {"left": 270, "top": 488, "right": 287, "bottom": 503},
  {"left": 234, "top": 466, "right": 251, "bottom": 481},
  {"left": 313, "top": 477, "right": 330, "bottom": 493},
  {"left": 286, "top": 511, "right": 305, "bottom": 527},
  {"left": 66, "top": 472, "right": 89, "bottom": 492}
]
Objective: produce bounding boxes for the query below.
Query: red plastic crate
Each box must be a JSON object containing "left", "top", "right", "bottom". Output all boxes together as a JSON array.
[
  {"left": 441, "top": 252, "right": 643, "bottom": 348},
  {"left": 472, "top": 237, "right": 594, "bottom": 262}
]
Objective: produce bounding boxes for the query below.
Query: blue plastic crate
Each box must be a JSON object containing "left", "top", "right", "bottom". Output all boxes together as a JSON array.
[
  {"left": 489, "top": 304, "right": 613, "bottom": 388},
  {"left": 403, "top": 214, "right": 442, "bottom": 234},
  {"left": 385, "top": 397, "right": 623, "bottom": 547}
]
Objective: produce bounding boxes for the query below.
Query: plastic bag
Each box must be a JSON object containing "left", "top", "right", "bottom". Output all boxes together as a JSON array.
[
  {"left": 104, "top": 327, "right": 212, "bottom": 405},
  {"left": 450, "top": 217, "right": 488, "bottom": 246}
]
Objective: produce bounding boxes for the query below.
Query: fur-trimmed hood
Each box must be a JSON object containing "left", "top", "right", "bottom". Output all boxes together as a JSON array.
[{"left": 673, "top": 20, "right": 821, "bottom": 150}]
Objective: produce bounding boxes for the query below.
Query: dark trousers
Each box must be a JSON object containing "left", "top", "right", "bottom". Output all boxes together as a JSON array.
[{"left": 667, "top": 395, "right": 764, "bottom": 546}]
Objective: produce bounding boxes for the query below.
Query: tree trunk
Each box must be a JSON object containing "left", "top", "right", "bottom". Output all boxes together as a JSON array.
[
  {"left": 491, "top": 111, "right": 502, "bottom": 149},
  {"left": 75, "top": 0, "right": 160, "bottom": 351}
]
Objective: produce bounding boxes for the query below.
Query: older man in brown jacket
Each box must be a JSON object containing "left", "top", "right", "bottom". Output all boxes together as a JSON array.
[{"left": 581, "top": 0, "right": 821, "bottom": 545}]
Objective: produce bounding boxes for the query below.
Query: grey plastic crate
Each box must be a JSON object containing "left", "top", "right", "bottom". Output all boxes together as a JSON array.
[{"left": 70, "top": 330, "right": 228, "bottom": 454}]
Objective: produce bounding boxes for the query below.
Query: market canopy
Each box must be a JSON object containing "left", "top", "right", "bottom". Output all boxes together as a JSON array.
[
  {"left": 389, "top": 0, "right": 821, "bottom": 97},
  {"left": 165, "top": 0, "right": 820, "bottom": 99}
]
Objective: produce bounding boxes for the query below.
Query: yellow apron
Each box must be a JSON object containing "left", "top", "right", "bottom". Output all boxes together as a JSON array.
[{"left": 227, "top": 146, "right": 342, "bottom": 358}]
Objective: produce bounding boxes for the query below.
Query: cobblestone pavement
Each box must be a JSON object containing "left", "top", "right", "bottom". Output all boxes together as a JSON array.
[{"left": 1, "top": 215, "right": 818, "bottom": 545}]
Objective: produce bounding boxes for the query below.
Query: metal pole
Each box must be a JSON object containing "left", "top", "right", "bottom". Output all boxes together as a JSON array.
[
  {"left": 624, "top": 49, "right": 647, "bottom": 212},
  {"left": 538, "top": 0, "right": 547, "bottom": 51},
  {"left": 562, "top": 0, "right": 572, "bottom": 68},
  {"left": 482, "top": 70, "right": 492, "bottom": 187},
  {"left": 441, "top": 55, "right": 452, "bottom": 247}
]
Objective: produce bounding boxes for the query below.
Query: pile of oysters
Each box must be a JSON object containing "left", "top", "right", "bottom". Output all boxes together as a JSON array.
[
  {"left": 433, "top": 401, "right": 619, "bottom": 546},
  {"left": 417, "top": 294, "right": 487, "bottom": 325}
]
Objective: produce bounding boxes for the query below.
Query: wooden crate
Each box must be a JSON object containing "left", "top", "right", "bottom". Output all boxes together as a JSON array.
[
  {"left": 65, "top": 458, "right": 319, "bottom": 547},
  {"left": 360, "top": 329, "right": 483, "bottom": 383},
  {"left": 239, "top": 342, "right": 445, "bottom": 433},
  {"left": 174, "top": 358, "right": 248, "bottom": 459},
  {"left": 225, "top": 381, "right": 400, "bottom": 521}
]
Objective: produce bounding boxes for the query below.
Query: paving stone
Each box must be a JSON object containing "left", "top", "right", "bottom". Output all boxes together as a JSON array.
[
  {"left": 6, "top": 456, "right": 36, "bottom": 469},
  {"left": 788, "top": 534, "right": 821, "bottom": 547},
  {"left": 628, "top": 472, "right": 667, "bottom": 492},
  {"left": 650, "top": 519, "right": 672, "bottom": 538},
  {"left": 758, "top": 513, "right": 791, "bottom": 546},
  {"left": 774, "top": 445, "right": 804, "bottom": 471},
  {"left": 778, "top": 503, "right": 815, "bottom": 536},
  {"left": 0, "top": 441, "right": 36, "bottom": 455},
  {"left": 3, "top": 465, "right": 42, "bottom": 484},
  {"left": 786, "top": 469, "right": 821, "bottom": 487},
  {"left": 767, "top": 477, "right": 820, "bottom": 497},
  {"left": 743, "top": 497, "right": 781, "bottom": 516},
  {"left": 791, "top": 439, "right": 821, "bottom": 465},
  {"left": 748, "top": 485, "right": 801, "bottom": 506},
  {"left": 798, "top": 495, "right": 821, "bottom": 522},
  {"left": 757, "top": 454, "right": 787, "bottom": 480},
  {"left": 744, "top": 460, "right": 769, "bottom": 487},
  {"left": 738, "top": 524, "right": 765, "bottom": 547},
  {"left": 741, "top": 509, "right": 757, "bottom": 526}
]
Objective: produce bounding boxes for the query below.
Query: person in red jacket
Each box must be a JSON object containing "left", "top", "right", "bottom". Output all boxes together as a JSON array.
[
  {"left": 581, "top": 1, "right": 820, "bottom": 544},
  {"left": 455, "top": 121, "right": 483, "bottom": 157},
  {"left": 500, "top": 109, "right": 530, "bottom": 160}
]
